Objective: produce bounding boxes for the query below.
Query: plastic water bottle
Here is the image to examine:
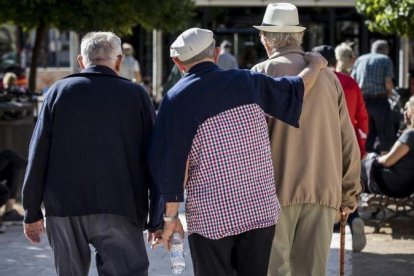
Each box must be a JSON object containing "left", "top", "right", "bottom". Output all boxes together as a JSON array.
[{"left": 170, "top": 232, "right": 185, "bottom": 274}]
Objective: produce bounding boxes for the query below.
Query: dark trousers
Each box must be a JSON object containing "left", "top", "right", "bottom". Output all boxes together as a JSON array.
[
  {"left": 364, "top": 97, "right": 395, "bottom": 152},
  {"left": 46, "top": 214, "right": 149, "bottom": 276},
  {"left": 0, "top": 149, "right": 27, "bottom": 203},
  {"left": 188, "top": 225, "right": 275, "bottom": 276}
]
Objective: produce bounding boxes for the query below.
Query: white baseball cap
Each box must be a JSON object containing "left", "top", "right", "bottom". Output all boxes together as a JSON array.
[{"left": 170, "top": 28, "right": 214, "bottom": 61}]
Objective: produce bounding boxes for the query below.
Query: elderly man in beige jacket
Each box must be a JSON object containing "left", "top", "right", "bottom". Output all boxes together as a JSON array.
[{"left": 251, "top": 3, "right": 361, "bottom": 276}]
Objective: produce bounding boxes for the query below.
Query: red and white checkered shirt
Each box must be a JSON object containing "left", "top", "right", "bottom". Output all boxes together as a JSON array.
[{"left": 186, "top": 104, "right": 280, "bottom": 239}]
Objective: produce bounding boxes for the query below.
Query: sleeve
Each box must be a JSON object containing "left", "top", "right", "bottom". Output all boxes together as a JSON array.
[
  {"left": 147, "top": 96, "right": 192, "bottom": 204},
  {"left": 21, "top": 92, "right": 54, "bottom": 223},
  {"left": 137, "top": 90, "right": 164, "bottom": 231},
  {"left": 398, "top": 130, "right": 414, "bottom": 149},
  {"left": 252, "top": 73, "right": 304, "bottom": 128},
  {"left": 134, "top": 59, "right": 141, "bottom": 72},
  {"left": 385, "top": 58, "right": 394, "bottom": 79},
  {"left": 334, "top": 77, "right": 362, "bottom": 208}
]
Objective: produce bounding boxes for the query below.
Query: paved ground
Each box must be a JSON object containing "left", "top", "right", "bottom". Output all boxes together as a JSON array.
[{"left": 0, "top": 210, "right": 413, "bottom": 275}]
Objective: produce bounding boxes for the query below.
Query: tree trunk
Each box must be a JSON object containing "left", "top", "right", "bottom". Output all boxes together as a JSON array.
[
  {"left": 28, "top": 22, "right": 46, "bottom": 92},
  {"left": 15, "top": 26, "right": 22, "bottom": 65}
]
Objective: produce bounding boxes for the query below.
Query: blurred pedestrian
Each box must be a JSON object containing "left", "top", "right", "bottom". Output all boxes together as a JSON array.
[
  {"left": 312, "top": 44, "right": 368, "bottom": 252},
  {"left": 335, "top": 42, "right": 355, "bottom": 75},
  {"left": 352, "top": 40, "right": 395, "bottom": 153},
  {"left": 120, "top": 42, "right": 142, "bottom": 83},
  {"left": 217, "top": 40, "right": 239, "bottom": 70},
  {"left": 147, "top": 27, "right": 327, "bottom": 276},
  {"left": 22, "top": 32, "right": 155, "bottom": 276},
  {"left": 252, "top": 3, "right": 362, "bottom": 275},
  {"left": 0, "top": 149, "right": 27, "bottom": 231}
]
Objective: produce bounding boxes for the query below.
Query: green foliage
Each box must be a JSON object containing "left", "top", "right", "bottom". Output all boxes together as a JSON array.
[
  {"left": 0, "top": 0, "right": 195, "bottom": 34},
  {"left": 356, "top": 0, "right": 414, "bottom": 38}
]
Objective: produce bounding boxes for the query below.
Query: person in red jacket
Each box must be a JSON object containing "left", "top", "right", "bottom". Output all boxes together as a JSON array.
[
  {"left": 313, "top": 45, "right": 368, "bottom": 253},
  {"left": 335, "top": 72, "right": 369, "bottom": 157}
]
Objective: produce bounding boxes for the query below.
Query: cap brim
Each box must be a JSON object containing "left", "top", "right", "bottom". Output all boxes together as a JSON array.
[{"left": 253, "top": 25, "right": 306, "bottom": 33}]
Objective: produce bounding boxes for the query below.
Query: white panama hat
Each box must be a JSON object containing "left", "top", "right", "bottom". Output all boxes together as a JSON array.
[
  {"left": 254, "top": 3, "right": 306, "bottom": 33},
  {"left": 170, "top": 28, "right": 214, "bottom": 62}
]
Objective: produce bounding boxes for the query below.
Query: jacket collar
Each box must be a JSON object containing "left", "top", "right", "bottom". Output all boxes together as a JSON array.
[
  {"left": 81, "top": 65, "right": 118, "bottom": 76},
  {"left": 268, "top": 45, "right": 305, "bottom": 60}
]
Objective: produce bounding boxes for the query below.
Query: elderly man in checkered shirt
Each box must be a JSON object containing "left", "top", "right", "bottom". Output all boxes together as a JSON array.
[{"left": 147, "top": 27, "right": 327, "bottom": 276}]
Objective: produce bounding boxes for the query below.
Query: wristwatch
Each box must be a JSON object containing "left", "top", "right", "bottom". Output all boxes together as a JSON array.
[{"left": 163, "top": 213, "right": 178, "bottom": 222}]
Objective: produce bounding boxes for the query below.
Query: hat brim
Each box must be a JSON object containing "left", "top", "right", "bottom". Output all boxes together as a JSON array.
[{"left": 253, "top": 25, "right": 306, "bottom": 33}]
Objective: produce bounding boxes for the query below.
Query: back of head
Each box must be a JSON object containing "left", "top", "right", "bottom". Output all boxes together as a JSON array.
[
  {"left": 335, "top": 42, "right": 355, "bottom": 74},
  {"left": 170, "top": 27, "right": 216, "bottom": 66},
  {"left": 220, "top": 40, "right": 232, "bottom": 50},
  {"left": 311, "top": 45, "right": 336, "bottom": 67},
  {"left": 80, "top": 32, "right": 122, "bottom": 67},
  {"left": 261, "top": 31, "right": 304, "bottom": 53},
  {"left": 3, "top": 72, "right": 17, "bottom": 89},
  {"left": 371, "top": 40, "right": 389, "bottom": 55},
  {"left": 122, "top": 42, "right": 134, "bottom": 56}
]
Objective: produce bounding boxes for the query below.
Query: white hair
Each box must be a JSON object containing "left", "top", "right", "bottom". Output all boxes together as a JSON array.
[
  {"left": 181, "top": 41, "right": 216, "bottom": 66},
  {"left": 335, "top": 43, "right": 355, "bottom": 74},
  {"left": 260, "top": 31, "right": 304, "bottom": 53},
  {"left": 371, "top": 40, "right": 389, "bottom": 54},
  {"left": 80, "top": 32, "right": 122, "bottom": 66}
]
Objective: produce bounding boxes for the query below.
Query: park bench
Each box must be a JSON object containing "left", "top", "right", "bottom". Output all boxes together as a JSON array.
[{"left": 362, "top": 193, "right": 414, "bottom": 233}]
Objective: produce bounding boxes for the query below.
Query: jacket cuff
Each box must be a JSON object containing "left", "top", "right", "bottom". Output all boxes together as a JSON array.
[
  {"left": 147, "top": 221, "right": 164, "bottom": 232},
  {"left": 24, "top": 209, "right": 44, "bottom": 224},
  {"left": 161, "top": 193, "right": 184, "bottom": 202}
]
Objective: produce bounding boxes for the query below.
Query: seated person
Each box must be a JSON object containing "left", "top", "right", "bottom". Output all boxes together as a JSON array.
[
  {"left": 0, "top": 149, "right": 27, "bottom": 231},
  {"left": 361, "top": 96, "right": 414, "bottom": 198}
]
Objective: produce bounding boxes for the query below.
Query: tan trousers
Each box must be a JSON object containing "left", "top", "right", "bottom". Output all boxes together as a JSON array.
[{"left": 268, "top": 204, "right": 336, "bottom": 276}]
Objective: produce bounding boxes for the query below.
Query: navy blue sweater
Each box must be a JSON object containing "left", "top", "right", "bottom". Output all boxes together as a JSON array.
[{"left": 22, "top": 65, "right": 155, "bottom": 227}]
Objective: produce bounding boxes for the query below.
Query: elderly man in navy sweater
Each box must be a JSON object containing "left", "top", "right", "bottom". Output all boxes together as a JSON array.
[
  {"left": 22, "top": 32, "right": 155, "bottom": 276},
  {"left": 147, "top": 28, "right": 327, "bottom": 276}
]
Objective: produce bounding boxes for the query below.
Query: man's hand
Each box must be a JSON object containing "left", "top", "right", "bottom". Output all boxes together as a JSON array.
[
  {"left": 340, "top": 206, "right": 356, "bottom": 214},
  {"left": 161, "top": 218, "right": 184, "bottom": 251},
  {"left": 148, "top": 230, "right": 163, "bottom": 249},
  {"left": 304, "top": 52, "right": 328, "bottom": 69},
  {"left": 24, "top": 219, "right": 45, "bottom": 244}
]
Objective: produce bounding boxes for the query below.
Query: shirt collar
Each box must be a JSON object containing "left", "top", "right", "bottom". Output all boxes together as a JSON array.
[
  {"left": 81, "top": 65, "right": 118, "bottom": 76},
  {"left": 268, "top": 45, "right": 305, "bottom": 60}
]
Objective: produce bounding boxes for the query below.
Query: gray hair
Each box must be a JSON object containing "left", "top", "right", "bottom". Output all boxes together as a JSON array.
[
  {"left": 260, "top": 31, "right": 304, "bottom": 52},
  {"left": 371, "top": 40, "right": 389, "bottom": 54},
  {"left": 181, "top": 41, "right": 216, "bottom": 66},
  {"left": 335, "top": 42, "right": 355, "bottom": 74},
  {"left": 80, "top": 32, "right": 122, "bottom": 66}
]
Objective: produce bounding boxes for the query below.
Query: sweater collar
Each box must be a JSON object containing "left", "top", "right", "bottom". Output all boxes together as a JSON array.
[
  {"left": 187, "top": 61, "right": 219, "bottom": 75},
  {"left": 81, "top": 65, "right": 118, "bottom": 76},
  {"left": 268, "top": 45, "right": 305, "bottom": 60}
]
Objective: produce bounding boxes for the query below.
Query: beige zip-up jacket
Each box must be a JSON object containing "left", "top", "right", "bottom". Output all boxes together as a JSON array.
[{"left": 252, "top": 46, "right": 361, "bottom": 210}]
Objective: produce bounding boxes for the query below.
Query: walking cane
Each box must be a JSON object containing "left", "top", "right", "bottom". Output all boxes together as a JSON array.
[{"left": 339, "top": 208, "right": 349, "bottom": 276}]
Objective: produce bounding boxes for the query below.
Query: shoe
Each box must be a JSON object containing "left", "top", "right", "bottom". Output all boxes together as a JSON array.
[
  {"left": 351, "top": 218, "right": 367, "bottom": 252},
  {"left": 2, "top": 209, "right": 24, "bottom": 226}
]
